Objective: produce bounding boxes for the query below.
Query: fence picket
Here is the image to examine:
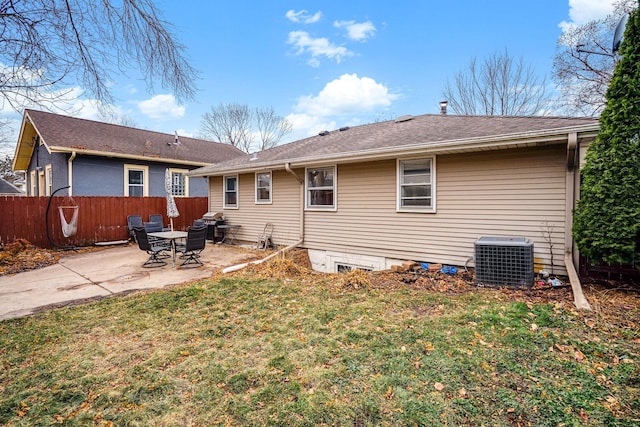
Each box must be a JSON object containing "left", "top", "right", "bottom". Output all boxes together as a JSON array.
[{"left": 0, "top": 196, "right": 208, "bottom": 248}]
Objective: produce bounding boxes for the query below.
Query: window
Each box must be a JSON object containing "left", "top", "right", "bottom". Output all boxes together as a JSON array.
[
  {"left": 30, "top": 170, "right": 36, "bottom": 196},
  {"left": 224, "top": 175, "right": 238, "bottom": 208},
  {"left": 255, "top": 171, "right": 272, "bottom": 204},
  {"left": 306, "top": 166, "right": 336, "bottom": 210},
  {"left": 397, "top": 157, "right": 435, "bottom": 212},
  {"left": 45, "top": 164, "right": 52, "bottom": 196},
  {"left": 336, "top": 263, "right": 373, "bottom": 273},
  {"left": 169, "top": 169, "right": 189, "bottom": 196},
  {"left": 124, "top": 164, "right": 148, "bottom": 196}
]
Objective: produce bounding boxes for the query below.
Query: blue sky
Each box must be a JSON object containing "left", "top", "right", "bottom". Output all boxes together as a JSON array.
[{"left": 1, "top": 0, "right": 621, "bottom": 155}]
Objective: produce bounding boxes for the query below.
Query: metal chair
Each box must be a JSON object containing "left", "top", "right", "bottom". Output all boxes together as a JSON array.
[
  {"left": 143, "top": 221, "right": 171, "bottom": 252},
  {"left": 176, "top": 225, "right": 207, "bottom": 267},
  {"left": 133, "top": 227, "right": 169, "bottom": 268},
  {"left": 256, "top": 223, "right": 274, "bottom": 249},
  {"left": 149, "top": 214, "right": 170, "bottom": 231},
  {"left": 127, "top": 215, "right": 143, "bottom": 242}
]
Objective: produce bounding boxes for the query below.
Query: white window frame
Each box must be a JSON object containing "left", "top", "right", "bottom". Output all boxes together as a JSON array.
[
  {"left": 305, "top": 166, "right": 337, "bottom": 211},
  {"left": 255, "top": 171, "right": 272, "bottom": 204},
  {"left": 223, "top": 175, "right": 238, "bottom": 209},
  {"left": 124, "top": 164, "right": 149, "bottom": 197},
  {"left": 397, "top": 157, "right": 436, "bottom": 213},
  {"left": 30, "top": 170, "right": 36, "bottom": 196},
  {"left": 168, "top": 168, "right": 189, "bottom": 197},
  {"left": 45, "top": 164, "right": 52, "bottom": 196}
]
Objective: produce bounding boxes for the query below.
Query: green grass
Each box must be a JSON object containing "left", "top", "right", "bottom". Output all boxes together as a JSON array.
[{"left": 0, "top": 274, "right": 638, "bottom": 426}]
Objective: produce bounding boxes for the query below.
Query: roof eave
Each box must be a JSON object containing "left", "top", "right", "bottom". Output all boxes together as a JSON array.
[
  {"left": 189, "top": 124, "right": 600, "bottom": 177},
  {"left": 47, "top": 146, "right": 212, "bottom": 167}
]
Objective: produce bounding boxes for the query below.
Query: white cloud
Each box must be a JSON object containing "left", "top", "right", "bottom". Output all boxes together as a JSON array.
[
  {"left": 285, "top": 9, "right": 322, "bottom": 24},
  {"left": 136, "top": 94, "right": 185, "bottom": 120},
  {"left": 293, "top": 73, "right": 399, "bottom": 117},
  {"left": 287, "top": 31, "right": 352, "bottom": 66},
  {"left": 559, "top": 0, "right": 616, "bottom": 31},
  {"left": 334, "top": 20, "right": 376, "bottom": 41}
]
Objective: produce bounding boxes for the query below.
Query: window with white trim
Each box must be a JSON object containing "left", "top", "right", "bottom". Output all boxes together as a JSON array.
[
  {"left": 45, "top": 164, "right": 52, "bottom": 196},
  {"left": 306, "top": 166, "right": 336, "bottom": 210},
  {"left": 224, "top": 175, "right": 238, "bottom": 208},
  {"left": 255, "top": 171, "right": 272, "bottom": 204},
  {"left": 169, "top": 168, "right": 189, "bottom": 196},
  {"left": 124, "top": 164, "right": 149, "bottom": 196},
  {"left": 30, "top": 170, "right": 36, "bottom": 196},
  {"left": 397, "top": 157, "right": 435, "bottom": 212}
]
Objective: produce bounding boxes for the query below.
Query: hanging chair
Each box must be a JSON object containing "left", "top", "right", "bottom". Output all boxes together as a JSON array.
[{"left": 58, "top": 197, "right": 79, "bottom": 238}]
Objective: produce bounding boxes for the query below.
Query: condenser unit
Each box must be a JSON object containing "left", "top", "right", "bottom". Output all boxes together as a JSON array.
[{"left": 474, "top": 236, "right": 534, "bottom": 288}]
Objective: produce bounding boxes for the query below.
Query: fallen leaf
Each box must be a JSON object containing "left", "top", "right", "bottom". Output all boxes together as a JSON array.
[
  {"left": 530, "top": 323, "right": 538, "bottom": 331},
  {"left": 574, "top": 350, "right": 585, "bottom": 361},
  {"left": 458, "top": 388, "right": 467, "bottom": 397},
  {"left": 434, "top": 382, "right": 445, "bottom": 391},
  {"left": 385, "top": 386, "right": 394, "bottom": 399}
]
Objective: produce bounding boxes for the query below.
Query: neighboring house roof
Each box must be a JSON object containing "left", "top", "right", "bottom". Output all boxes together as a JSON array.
[
  {"left": 13, "top": 109, "right": 244, "bottom": 170},
  {"left": 190, "top": 114, "right": 600, "bottom": 177},
  {"left": 0, "top": 177, "right": 23, "bottom": 194}
]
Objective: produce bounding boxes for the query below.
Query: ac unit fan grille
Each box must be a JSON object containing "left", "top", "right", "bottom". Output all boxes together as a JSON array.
[{"left": 474, "top": 237, "right": 534, "bottom": 288}]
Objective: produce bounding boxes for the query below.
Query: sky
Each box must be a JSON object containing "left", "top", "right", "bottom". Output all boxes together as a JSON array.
[{"left": 0, "top": 0, "right": 622, "bottom": 156}]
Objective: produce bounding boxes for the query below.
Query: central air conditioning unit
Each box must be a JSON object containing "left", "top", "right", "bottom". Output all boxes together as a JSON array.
[{"left": 474, "top": 236, "right": 534, "bottom": 288}]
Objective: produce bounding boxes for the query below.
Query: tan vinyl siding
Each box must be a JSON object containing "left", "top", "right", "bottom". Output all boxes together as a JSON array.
[
  {"left": 208, "top": 170, "right": 302, "bottom": 246},
  {"left": 303, "top": 145, "right": 568, "bottom": 274}
]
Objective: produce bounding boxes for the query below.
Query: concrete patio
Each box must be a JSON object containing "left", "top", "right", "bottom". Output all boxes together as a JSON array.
[{"left": 0, "top": 242, "right": 259, "bottom": 320}]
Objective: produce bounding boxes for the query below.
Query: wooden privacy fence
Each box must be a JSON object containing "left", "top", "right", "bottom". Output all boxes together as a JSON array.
[{"left": 0, "top": 196, "right": 209, "bottom": 248}]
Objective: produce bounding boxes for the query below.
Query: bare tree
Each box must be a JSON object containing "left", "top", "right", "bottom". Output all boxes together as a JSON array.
[
  {"left": 255, "top": 107, "right": 292, "bottom": 151},
  {"left": 0, "top": 0, "right": 198, "bottom": 111},
  {"left": 200, "top": 103, "right": 253, "bottom": 152},
  {"left": 441, "top": 49, "right": 552, "bottom": 116},
  {"left": 200, "top": 103, "right": 292, "bottom": 153},
  {"left": 552, "top": 0, "right": 636, "bottom": 116}
]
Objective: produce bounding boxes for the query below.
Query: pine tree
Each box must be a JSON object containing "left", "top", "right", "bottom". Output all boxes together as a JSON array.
[{"left": 573, "top": 2, "right": 640, "bottom": 265}]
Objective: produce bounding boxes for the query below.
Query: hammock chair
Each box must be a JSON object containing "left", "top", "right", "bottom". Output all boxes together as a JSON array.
[{"left": 58, "top": 197, "right": 79, "bottom": 238}]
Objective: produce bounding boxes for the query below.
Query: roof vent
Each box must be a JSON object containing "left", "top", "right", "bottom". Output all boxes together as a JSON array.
[
  {"left": 339, "top": 126, "right": 350, "bottom": 132},
  {"left": 318, "top": 130, "right": 330, "bottom": 136},
  {"left": 395, "top": 115, "right": 414, "bottom": 123}
]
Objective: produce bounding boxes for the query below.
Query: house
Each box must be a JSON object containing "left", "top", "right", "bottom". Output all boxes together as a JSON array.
[
  {"left": 0, "top": 177, "right": 24, "bottom": 195},
  {"left": 12, "top": 109, "right": 244, "bottom": 197},
  {"left": 190, "top": 113, "right": 599, "bottom": 282}
]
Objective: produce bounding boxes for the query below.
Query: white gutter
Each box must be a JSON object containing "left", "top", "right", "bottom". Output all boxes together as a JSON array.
[
  {"left": 67, "top": 151, "right": 76, "bottom": 196},
  {"left": 222, "top": 239, "right": 304, "bottom": 273},
  {"left": 564, "top": 133, "right": 591, "bottom": 310}
]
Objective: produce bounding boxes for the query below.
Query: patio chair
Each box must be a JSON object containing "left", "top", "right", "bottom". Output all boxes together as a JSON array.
[
  {"left": 176, "top": 225, "right": 207, "bottom": 267},
  {"left": 256, "top": 223, "right": 275, "bottom": 250},
  {"left": 133, "top": 227, "right": 169, "bottom": 268},
  {"left": 127, "top": 215, "right": 143, "bottom": 242},
  {"left": 193, "top": 219, "right": 205, "bottom": 227},
  {"left": 149, "top": 214, "right": 170, "bottom": 231},
  {"left": 143, "top": 222, "right": 172, "bottom": 252}
]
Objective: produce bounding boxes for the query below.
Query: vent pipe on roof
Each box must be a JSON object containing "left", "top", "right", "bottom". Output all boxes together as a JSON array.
[{"left": 439, "top": 100, "right": 448, "bottom": 115}]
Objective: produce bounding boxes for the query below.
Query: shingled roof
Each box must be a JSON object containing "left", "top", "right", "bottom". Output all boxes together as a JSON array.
[
  {"left": 13, "top": 109, "right": 244, "bottom": 170},
  {"left": 190, "top": 114, "right": 599, "bottom": 177}
]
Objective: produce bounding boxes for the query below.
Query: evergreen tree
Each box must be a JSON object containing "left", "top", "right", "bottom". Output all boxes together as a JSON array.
[{"left": 573, "top": 3, "right": 640, "bottom": 265}]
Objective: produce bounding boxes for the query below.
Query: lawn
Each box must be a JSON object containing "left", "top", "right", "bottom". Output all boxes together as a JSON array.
[{"left": 0, "top": 259, "right": 638, "bottom": 426}]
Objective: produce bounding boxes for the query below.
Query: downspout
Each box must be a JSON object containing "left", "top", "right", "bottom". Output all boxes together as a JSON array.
[
  {"left": 285, "top": 162, "right": 305, "bottom": 244},
  {"left": 565, "top": 133, "right": 592, "bottom": 310},
  {"left": 222, "top": 163, "right": 306, "bottom": 274},
  {"left": 67, "top": 151, "right": 76, "bottom": 196}
]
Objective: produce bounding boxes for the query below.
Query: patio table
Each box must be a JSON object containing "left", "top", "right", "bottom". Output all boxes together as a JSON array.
[{"left": 148, "top": 230, "right": 188, "bottom": 267}]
